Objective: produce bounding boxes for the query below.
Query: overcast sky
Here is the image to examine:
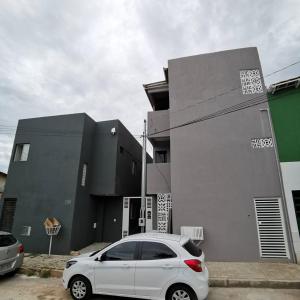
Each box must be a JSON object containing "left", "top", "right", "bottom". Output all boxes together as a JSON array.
[{"left": 0, "top": 0, "right": 299, "bottom": 172}]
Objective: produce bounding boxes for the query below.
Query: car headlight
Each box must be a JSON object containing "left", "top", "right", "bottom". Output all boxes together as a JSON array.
[{"left": 66, "top": 260, "right": 77, "bottom": 269}]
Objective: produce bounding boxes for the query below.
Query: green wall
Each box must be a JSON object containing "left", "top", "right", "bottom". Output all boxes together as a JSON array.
[{"left": 269, "top": 88, "right": 300, "bottom": 162}]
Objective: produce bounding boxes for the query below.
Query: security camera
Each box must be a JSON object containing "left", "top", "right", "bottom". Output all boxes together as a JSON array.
[{"left": 111, "top": 127, "right": 116, "bottom": 135}]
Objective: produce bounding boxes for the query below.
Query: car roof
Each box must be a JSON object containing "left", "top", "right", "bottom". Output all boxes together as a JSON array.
[
  {"left": 124, "top": 232, "right": 190, "bottom": 244},
  {"left": 0, "top": 231, "right": 11, "bottom": 235}
]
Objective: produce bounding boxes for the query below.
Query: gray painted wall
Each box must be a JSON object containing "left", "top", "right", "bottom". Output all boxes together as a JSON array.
[
  {"left": 166, "top": 48, "right": 290, "bottom": 261},
  {"left": 3, "top": 114, "right": 84, "bottom": 253},
  {"left": 2, "top": 113, "right": 145, "bottom": 254},
  {"left": 148, "top": 110, "right": 170, "bottom": 139},
  {"left": 147, "top": 163, "right": 171, "bottom": 194}
]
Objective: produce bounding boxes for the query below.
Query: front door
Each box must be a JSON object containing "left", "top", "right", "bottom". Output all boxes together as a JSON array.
[
  {"left": 102, "top": 198, "right": 122, "bottom": 242},
  {"left": 94, "top": 241, "right": 137, "bottom": 296},
  {"left": 134, "top": 241, "right": 179, "bottom": 298}
]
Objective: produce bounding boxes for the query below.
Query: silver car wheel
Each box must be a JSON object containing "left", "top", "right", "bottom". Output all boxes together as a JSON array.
[
  {"left": 72, "top": 280, "right": 87, "bottom": 299},
  {"left": 172, "top": 289, "right": 191, "bottom": 300}
]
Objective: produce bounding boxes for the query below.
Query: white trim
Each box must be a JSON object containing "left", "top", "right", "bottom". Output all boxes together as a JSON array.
[{"left": 281, "top": 162, "right": 300, "bottom": 262}]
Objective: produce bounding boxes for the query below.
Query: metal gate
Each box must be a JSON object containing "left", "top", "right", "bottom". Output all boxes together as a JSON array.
[
  {"left": 254, "top": 198, "right": 290, "bottom": 259},
  {"left": 0, "top": 198, "right": 17, "bottom": 232},
  {"left": 122, "top": 197, "right": 154, "bottom": 238}
]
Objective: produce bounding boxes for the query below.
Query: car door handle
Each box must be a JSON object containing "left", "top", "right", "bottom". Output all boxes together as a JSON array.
[
  {"left": 122, "top": 264, "right": 130, "bottom": 269},
  {"left": 163, "top": 264, "right": 173, "bottom": 269}
]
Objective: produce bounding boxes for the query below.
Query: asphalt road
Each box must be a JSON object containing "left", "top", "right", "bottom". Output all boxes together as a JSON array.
[{"left": 0, "top": 274, "right": 299, "bottom": 300}]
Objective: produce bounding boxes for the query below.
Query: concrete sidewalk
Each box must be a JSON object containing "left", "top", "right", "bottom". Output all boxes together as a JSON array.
[{"left": 19, "top": 253, "right": 300, "bottom": 289}]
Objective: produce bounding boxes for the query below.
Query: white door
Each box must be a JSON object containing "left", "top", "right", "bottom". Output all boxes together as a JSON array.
[
  {"left": 94, "top": 241, "right": 137, "bottom": 296},
  {"left": 135, "top": 241, "right": 179, "bottom": 298}
]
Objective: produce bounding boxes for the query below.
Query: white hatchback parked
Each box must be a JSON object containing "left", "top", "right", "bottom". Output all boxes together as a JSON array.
[{"left": 63, "top": 233, "right": 209, "bottom": 300}]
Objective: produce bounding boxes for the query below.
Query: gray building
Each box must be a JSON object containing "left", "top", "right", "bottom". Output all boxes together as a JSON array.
[
  {"left": 0, "top": 113, "right": 145, "bottom": 254},
  {"left": 145, "top": 47, "right": 296, "bottom": 262}
]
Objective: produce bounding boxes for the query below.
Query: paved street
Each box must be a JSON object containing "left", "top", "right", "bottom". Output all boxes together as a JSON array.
[{"left": 0, "top": 275, "right": 299, "bottom": 300}]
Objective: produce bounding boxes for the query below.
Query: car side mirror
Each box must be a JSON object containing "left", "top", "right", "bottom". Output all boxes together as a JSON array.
[{"left": 96, "top": 253, "right": 106, "bottom": 262}]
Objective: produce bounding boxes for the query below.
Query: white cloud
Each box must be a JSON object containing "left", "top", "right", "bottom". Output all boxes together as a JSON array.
[{"left": 0, "top": 0, "right": 299, "bottom": 172}]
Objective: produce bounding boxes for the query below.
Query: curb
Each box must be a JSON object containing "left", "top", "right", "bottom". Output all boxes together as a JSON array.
[
  {"left": 18, "top": 267, "right": 63, "bottom": 278},
  {"left": 209, "top": 278, "right": 300, "bottom": 289},
  {"left": 18, "top": 268, "right": 300, "bottom": 289}
]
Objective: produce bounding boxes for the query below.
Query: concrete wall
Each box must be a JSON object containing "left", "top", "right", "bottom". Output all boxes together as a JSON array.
[
  {"left": 168, "top": 47, "right": 289, "bottom": 261},
  {"left": 89, "top": 120, "right": 119, "bottom": 196},
  {"left": 115, "top": 121, "right": 143, "bottom": 196},
  {"left": 1, "top": 113, "right": 145, "bottom": 254},
  {"left": 148, "top": 110, "right": 170, "bottom": 140},
  {"left": 71, "top": 114, "right": 97, "bottom": 251},
  {"left": 3, "top": 114, "right": 85, "bottom": 253},
  {"left": 147, "top": 163, "right": 171, "bottom": 194}
]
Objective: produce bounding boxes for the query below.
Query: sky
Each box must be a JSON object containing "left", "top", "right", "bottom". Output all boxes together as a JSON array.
[{"left": 0, "top": 0, "right": 299, "bottom": 172}]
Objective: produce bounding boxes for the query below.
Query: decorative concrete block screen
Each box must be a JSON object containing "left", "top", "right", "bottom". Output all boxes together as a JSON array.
[
  {"left": 157, "top": 193, "right": 172, "bottom": 233},
  {"left": 251, "top": 137, "right": 274, "bottom": 149},
  {"left": 240, "top": 69, "right": 263, "bottom": 94}
]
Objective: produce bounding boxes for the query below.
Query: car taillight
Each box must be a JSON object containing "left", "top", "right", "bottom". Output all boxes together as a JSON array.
[
  {"left": 18, "top": 244, "right": 24, "bottom": 253},
  {"left": 184, "top": 259, "right": 202, "bottom": 272}
]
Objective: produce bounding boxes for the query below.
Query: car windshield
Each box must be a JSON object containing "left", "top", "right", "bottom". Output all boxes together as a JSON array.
[
  {"left": 0, "top": 234, "right": 17, "bottom": 247},
  {"left": 182, "top": 239, "right": 202, "bottom": 257}
]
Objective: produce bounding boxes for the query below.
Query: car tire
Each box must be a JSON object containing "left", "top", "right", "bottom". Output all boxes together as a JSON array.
[
  {"left": 70, "top": 276, "right": 92, "bottom": 300},
  {"left": 167, "top": 284, "right": 197, "bottom": 300}
]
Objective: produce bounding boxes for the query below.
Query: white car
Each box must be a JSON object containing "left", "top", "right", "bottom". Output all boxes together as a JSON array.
[{"left": 63, "top": 232, "right": 209, "bottom": 300}]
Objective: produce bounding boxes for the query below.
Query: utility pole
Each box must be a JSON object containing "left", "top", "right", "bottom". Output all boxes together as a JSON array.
[{"left": 140, "top": 119, "right": 147, "bottom": 233}]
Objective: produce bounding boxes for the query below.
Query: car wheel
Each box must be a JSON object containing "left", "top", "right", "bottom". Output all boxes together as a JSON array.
[
  {"left": 70, "top": 276, "right": 92, "bottom": 300},
  {"left": 167, "top": 284, "right": 197, "bottom": 300}
]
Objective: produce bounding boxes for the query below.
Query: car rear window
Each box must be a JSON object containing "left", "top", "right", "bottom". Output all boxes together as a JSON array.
[
  {"left": 183, "top": 239, "right": 202, "bottom": 257},
  {"left": 0, "top": 234, "right": 17, "bottom": 247}
]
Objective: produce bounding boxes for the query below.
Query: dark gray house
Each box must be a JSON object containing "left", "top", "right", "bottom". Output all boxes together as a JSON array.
[
  {"left": 145, "top": 47, "right": 296, "bottom": 262},
  {"left": 0, "top": 113, "right": 144, "bottom": 254}
]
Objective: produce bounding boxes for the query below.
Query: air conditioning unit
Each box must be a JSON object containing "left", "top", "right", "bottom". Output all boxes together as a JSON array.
[{"left": 181, "top": 226, "right": 204, "bottom": 241}]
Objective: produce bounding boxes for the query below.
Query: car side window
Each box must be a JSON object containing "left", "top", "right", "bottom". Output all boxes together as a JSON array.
[
  {"left": 141, "top": 242, "right": 177, "bottom": 260},
  {"left": 102, "top": 242, "right": 137, "bottom": 261}
]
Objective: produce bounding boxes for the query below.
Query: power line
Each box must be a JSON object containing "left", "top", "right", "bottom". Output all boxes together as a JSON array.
[
  {"left": 169, "top": 59, "right": 300, "bottom": 115},
  {"left": 0, "top": 59, "right": 299, "bottom": 139},
  {"left": 148, "top": 93, "right": 269, "bottom": 136},
  {"left": 147, "top": 60, "right": 300, "bottom": 136}
]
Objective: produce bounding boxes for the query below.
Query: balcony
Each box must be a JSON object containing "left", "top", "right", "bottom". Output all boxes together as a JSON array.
[
  {"left": 147, "top": 110, "right": 170, "bottom": 141},
  {"left": 147, "top": 163, "right": 171, "bottom": 194}
]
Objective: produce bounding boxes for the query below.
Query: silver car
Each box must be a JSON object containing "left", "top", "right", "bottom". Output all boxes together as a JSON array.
[{"left": 0, "top": 231, "right": 24, "bottom": 276}]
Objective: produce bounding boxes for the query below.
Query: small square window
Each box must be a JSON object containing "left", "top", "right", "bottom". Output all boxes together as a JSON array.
[
  {"left": 81, "top": 163, "right": 87, "bottom": 187},
  {"left": 155, "top": 151, "right": 167, "bottom": 163},
  {"left": 14, "top": 144, "right": 30, "bottom": 162},
  {"left": 21, "top": 226, "right": 31, "bottom": 236}
]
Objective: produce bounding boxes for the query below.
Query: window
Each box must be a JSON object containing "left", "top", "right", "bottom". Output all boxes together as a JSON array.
[
  {"left": 183, "top": 240, "right": 202, "bottom": 257},
  {"left": 0, "top": 234, "right": 17, "bottom": 247},
  {"left": 81, "top": 163, "right": 87, "bottom": 187},
  {"left": 102, "top": 242, "right": 137, "bottom": 261},
  {"left": 14, "top": 144, "right": 30, "bottom": 162},
  {"left": 21, "top": 226, "right": 32, "bottom": 236},
  {"left": 120, "top": 146, "right": 124, "bottom": 154},
  {"left": 132, "top": 161, "right": 137, "bottom": 175},
  {"left": 141, "top": 242, "right": 176, "bottom": 260},
  {"left": 155, "top": 150, "right": 167, "bottom": 163}
]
